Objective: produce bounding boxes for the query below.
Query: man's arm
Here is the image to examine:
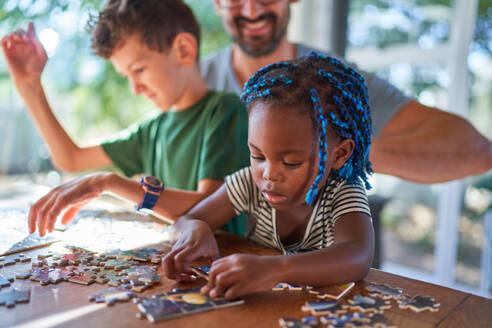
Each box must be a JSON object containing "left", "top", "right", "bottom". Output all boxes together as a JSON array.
[
  {"left": 1, "top": 23, "right": 112, "bottom": 172},
  {"left": 370, "top": 100, "right": 492, "bottom": 183}
]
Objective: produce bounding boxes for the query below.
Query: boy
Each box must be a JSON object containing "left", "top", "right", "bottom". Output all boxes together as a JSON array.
[{"left": 1, "top": 0, "right": 249, "bottom": 235}]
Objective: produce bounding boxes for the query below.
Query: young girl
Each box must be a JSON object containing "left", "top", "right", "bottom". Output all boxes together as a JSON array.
[{"left": 162, "top": 51, "right": 375, "bottom": 299}]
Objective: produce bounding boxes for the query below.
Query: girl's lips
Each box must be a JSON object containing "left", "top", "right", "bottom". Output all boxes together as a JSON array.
[{"left": 262, "top": 191, "right": 288, "bottom": 204}]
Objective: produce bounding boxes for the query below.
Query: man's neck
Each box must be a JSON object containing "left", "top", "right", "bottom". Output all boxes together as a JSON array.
[{"left": 231, "top": 38, "right": 296, "bottom": 88}]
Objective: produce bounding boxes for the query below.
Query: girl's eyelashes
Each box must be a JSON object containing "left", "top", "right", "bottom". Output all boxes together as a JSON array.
[
  {"left": 283, "top": 161, "right": 302, "bottom": 169},
  {"left": 250, "top": 153, "right": 302, "bottom": 168},
  {"left": 134, "top": 67, "right": 145, "bottom": 74},
  {"left": 250, "top": 154, "right": 264, "bottom": 161}
]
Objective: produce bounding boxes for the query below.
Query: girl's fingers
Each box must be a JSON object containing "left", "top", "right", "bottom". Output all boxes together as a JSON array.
[
  {"left": 162, "top": 247, "right": 184, "bottom": 279},
  {"left": 210, "top": 270, "right": 235, "bottom": 298},
  {"left": 206, "top": 259, "right": 230, "bottom": 295},
  {"left": 176, "top": 273, "right": 196, "bottom": 283},
  {"left": 173, "top": 245, "right": 204, "bottom": 274},
  {"left": 224, "top": 283, "right": 243, "bottom": 300}
]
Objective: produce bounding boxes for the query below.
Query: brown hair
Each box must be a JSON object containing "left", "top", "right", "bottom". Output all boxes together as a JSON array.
[{"left": 89, "top": 0, "right": 200, "bottom": 59}]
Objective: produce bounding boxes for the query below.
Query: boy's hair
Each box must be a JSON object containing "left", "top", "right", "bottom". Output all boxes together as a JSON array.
[
  {"left": 241, "top": 51, "right": 373, "bottom": 205},
  {"left": 89, "top": 0, "right": 200, "bottom": 59}
]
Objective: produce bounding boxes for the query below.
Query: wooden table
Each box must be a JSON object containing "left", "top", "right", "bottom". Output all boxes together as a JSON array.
[{"left": 1, "top": 232, "right": 491, "bottom": 328}]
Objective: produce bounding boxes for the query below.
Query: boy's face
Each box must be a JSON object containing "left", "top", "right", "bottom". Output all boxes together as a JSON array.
[
  {"left": 109, "top": 34, "right": 185, "bottom": 111},
  {"left": 214, "top": 0, "right": 294, "bottom": 57},
  {"left": 248, "top": 102, "right": 338, "bottom": 211}
]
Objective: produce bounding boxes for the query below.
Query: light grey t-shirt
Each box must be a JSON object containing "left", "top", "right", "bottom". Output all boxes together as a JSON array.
[{"left": 200, "top": 44, "right": 413, "bottom": 137}]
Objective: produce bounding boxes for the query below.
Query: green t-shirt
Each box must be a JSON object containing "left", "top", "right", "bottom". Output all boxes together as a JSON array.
[{"left": 101, "top": 90, "right": 250, "bottom": 235}]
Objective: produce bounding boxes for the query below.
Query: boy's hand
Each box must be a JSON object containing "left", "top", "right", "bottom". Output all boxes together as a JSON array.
[
  {"left": 162, "top": 219, "right": 219, "bottom": 282},
  {"left": 1, "top": 23, "right": 47, "bottom": 85},
  {"left": 28, "top": 173, "right": 110, "bottom": 236},
  {"left": 201, "top": 254, "right": 281, "bottom": 300}
]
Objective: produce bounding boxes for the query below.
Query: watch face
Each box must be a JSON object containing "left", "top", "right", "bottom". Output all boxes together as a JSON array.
[{"left": 145, "top": 176, "right": 162, "bottom": 188}]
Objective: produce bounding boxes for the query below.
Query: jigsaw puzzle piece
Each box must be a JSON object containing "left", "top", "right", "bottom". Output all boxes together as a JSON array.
[
  {"left": 89, "top": 287, "right": 137, "bottom": 305},
  {"left": 365, "top": 283, "right": 408, "bottom": 301},
  {"left": 398, "top": 295, "right": 440, "bottom": 312},
  {"left": 102, "top": 259, "right": 133, "bottom": 271},
  {"left": 135, "top": 287, "right": 244, "bottom": 323},
  {"left": 0, "top": 254, "right": 31, "bottom": 268},
  {"left": 0, "top": 288, "right": 30, "bottom": 308},
  {"left": 0, "top": 274, "right": 14, "bottom": 288},
  {"left": 29, "top": 267, "right": 72, "bottom": 285},
  {"left": 273, "top": 282, "right": 306, "bottom": 291},
  {"left": 301, "top": 300, "right": 347, "bottom": 316},
  {"left": 279, "top": 317, "right": 320, "bottom": 327},
  {"left": 190, "top": 265, "right": 211, "bottom": 281},
  {"left": 309, "top": 282, "right": 355, "bottom": 300},
  {"left": 119, "top": 248, "right": 163, "bottom": 263},
  {"left": 344, "top": 294, "right": 391, "bottom": 313},
  {"left": 64, "top": 245, "right": 96, "bottom": 254},
  {"left": 367, "top": 313, "right": 397, "bottom": 327},
  {"left": 99, "top": 249, "right": 122, "bottom": 260},
  {"left": 320, "top": 313, "right": 369, "bottom": 328},
  {"left": 68, "top": 271, "right": 97, "bottom": 285}
]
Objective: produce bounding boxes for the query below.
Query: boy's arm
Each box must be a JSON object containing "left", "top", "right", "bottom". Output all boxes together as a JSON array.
[
  {"left": 371, "top": 101, "right": 492, "bottom": 183},
  {"left": 1, "top": 24, "right": 112, "bottom": 171},
  {"left": 28, "top": 173, "right": 227, "bottom": 236}
]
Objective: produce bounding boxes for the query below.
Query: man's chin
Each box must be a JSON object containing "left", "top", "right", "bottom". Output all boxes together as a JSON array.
[{"left": 236, "top": 41, "right": 278, "bottom": 58}]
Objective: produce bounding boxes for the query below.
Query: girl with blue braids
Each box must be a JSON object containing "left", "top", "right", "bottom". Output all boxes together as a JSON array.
[{"left": 163, "top": 51, "right": 375, "bottom": 299}]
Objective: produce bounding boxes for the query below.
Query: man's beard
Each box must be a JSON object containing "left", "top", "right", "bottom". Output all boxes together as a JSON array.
[{"left": 232, "top": 13, "right": 288, "bottom": 58}]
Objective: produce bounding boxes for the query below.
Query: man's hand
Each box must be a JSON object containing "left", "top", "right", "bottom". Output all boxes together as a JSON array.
[{"left": 1, "top": 23, "right": 47, "bottom": 85}]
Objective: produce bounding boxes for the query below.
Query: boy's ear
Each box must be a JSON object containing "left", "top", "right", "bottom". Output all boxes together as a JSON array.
[
  {"left": 171, "top": 32, "right": 198, "bottom": 67},
  {"left": 330, "top": 139, "right": 355, "bottom": 169}
]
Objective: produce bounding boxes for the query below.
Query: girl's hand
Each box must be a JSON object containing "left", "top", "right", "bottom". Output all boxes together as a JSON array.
[
  {"left": 1, "top": 23, "right": 47, "bottom": 85},
  {"left": 28, "top": 173, "right": 111, "bottom": 236},
  {"left": 162, "top": 219, "right": 219, "bottom": 282},
  {"left": 201, "top": 254, "right": 282, "bottom": 300}
]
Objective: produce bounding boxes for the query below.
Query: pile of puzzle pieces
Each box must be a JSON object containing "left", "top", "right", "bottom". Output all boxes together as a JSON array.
[
  {"left": 276, "top": 282, "right": 440, "bottom": 328},
  {"left": 0, "top": 246, "right": 167, "bottom": 308}
]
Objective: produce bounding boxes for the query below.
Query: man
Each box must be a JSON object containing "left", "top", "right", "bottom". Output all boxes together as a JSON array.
[{"left": 201, "top": 0, "right": 492, "bottom": 183}]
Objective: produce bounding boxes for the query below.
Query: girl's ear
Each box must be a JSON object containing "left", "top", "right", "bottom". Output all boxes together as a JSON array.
[
  {"left": 331, "top": 139, "right": 355, "bottom": 169},
  {"left": 171, "top": 32, "right": 198, "bottom": 68}
]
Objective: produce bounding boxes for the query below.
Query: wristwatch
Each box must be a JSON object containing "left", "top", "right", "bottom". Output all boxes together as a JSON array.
[{"left": 136, "top": 176, "right": 164, "bottom": 212}]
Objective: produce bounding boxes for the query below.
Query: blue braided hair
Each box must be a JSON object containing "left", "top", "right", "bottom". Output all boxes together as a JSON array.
[{"left": 241, "top": 51, "right": 373, "bottom": 206}]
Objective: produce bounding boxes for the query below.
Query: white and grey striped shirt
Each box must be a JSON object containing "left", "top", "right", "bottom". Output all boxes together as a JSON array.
[{"left": 225, "top": 167, "right": 371, "bottom": 254}]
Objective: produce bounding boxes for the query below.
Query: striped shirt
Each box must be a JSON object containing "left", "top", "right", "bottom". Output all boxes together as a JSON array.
[{"left": 225, "top": 167, "right": 371, "bottom": 254}]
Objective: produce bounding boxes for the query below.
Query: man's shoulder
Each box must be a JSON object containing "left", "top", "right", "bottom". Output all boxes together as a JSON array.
[
  {"left": 200, "top": 46, "right": 232, "bottom": 74},
  {"left": 296, "top": 43, "right": 353, "bottom": 67}
]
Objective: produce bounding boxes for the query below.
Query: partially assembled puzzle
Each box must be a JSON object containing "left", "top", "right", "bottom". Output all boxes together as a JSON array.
[{"left": 134, "top": 287, "right": 244, "bottom": 323}]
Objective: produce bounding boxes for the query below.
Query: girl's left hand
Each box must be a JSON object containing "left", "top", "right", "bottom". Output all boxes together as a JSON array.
[{"left": 201, "top": 254, "right": 282, "bottom": 299}]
